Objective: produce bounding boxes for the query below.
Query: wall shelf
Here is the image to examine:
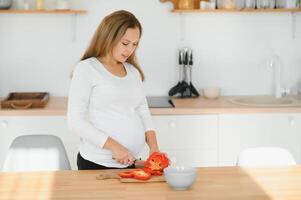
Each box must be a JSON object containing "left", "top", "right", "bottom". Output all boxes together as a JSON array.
[
  {"left": 160, "top": 0, "right": 301, "bottom": 13},
  {"left": 161, "top": 0, "right": 300, "bottom": 39},
  {"left": 172, "top": 8, "right": 301, "bottom": 13},
  {"left": 0, "top": 10, "right": 87, "bottom": 14}
]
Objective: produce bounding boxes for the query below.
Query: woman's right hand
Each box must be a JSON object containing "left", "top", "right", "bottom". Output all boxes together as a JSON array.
[
  {"left": 103, "top": 137, "right": 135, "bottom": 165},
  {"left": 112, "top": 145, "right": 135, "bottom": 165}
]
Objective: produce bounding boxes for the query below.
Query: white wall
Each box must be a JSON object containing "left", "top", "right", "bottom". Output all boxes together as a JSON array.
[{"left": 0, "top": 0, "right": 301, "bottom": 97}]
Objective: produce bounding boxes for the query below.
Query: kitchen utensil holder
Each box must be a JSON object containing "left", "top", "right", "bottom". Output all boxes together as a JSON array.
[{"left": 168, "top": 48, "right": 199, "bottom": 98}]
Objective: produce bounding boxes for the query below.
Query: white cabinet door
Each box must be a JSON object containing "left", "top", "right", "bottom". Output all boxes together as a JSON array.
[
  {"left": 139, "top": 115, "right": 218, "bottom": 167},
  {"left": 219, "top": 113, "right": 301, "bottom": 166},
  {"left": 0, "top": 116, "right": 79, "bottom": 170}
]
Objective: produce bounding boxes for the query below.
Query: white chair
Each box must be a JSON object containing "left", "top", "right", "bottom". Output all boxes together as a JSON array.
[
  {"left": 237, "top": 147, "right": 297, "bottom": 167},
  {"left": 2, "top": 135, "right": 71, "bottom": 172}
]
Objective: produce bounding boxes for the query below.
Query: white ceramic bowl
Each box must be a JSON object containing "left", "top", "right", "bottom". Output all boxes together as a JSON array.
[
  {"left": 164, "top": 166, "right": 197, "bottom": 190},
  {"left": 202, "top": 87, "right": 221, "bottom": 99}
]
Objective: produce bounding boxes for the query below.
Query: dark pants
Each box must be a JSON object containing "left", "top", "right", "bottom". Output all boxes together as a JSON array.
[{"left": 77, "top": 153, "right": 135, "bottom": 170}]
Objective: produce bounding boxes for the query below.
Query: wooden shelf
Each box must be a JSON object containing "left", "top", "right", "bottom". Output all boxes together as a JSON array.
[
  {"left": 160, "top": 0, "right": 301, "bottom": 12},
  {"left": 0, "top": 9, "right": 87, "bottom": 14},
  {"left": 172, "top": 8, "right": 301, "bottom": 13}
]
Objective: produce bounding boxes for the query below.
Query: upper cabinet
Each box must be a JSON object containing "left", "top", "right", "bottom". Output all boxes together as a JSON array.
[{"left": 160, "top": 0, "right": 301, "bottom": 13}]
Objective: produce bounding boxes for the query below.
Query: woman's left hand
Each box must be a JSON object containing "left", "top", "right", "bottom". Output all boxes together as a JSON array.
[
  {"left": 146, "top": 130, "right": 160, "bottom": 156},
  {"left": 149, "top": 147, "right": 160, "bottom": 155}
]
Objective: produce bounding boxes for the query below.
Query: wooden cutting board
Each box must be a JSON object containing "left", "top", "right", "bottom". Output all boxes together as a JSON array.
[{"left": 96, "top": 171, "right": 165, "bottom": 183}]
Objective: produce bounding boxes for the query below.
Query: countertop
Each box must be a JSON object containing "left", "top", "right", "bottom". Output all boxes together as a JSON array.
[
  {"left": 1, "top": 166, "right": 301, "bottom": 200},
  {"left": 1, "top": 96, "right": 301, "bottom": 116}
]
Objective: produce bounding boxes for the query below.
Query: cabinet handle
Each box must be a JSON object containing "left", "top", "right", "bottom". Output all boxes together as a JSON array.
[
  {"left": 10, "top": 102, "right": 33, "bottom": 109},
  {"left": 169, "top": 121, "right": 177, "bottom": 129},
  {"left": 0, "top": 120, "right": 8, "bottom": 128},
  {"left": 288, "top": 117, "right": 295, "bottom": 126}
]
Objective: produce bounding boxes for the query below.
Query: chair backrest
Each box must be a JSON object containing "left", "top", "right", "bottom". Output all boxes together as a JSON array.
[
  {"left": 237, "top": 147, "right": 297, "bottom": 167},
  {"left": 2, "top": 135, "right": 71, "bottom": 172}
]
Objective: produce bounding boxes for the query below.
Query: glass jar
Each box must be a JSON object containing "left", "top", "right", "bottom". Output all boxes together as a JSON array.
[
  {"left": 224, "top": 0, "right": 235, "bottom": 8},
  {"left": 178, "top": 0, "right": 194, "bottom": 9},
  {"left": 217, "top": 0, "right": 224, "bottom": 8},
  {"left": 285, "top": 0, "right": 299, "bottom": 8},
  {"left": 209, "top": 0, "right": 217, "bottom": 9},
  {"left": 36, "top": 0, "right": 44, "bottom": 10},
  {"left": 56, "top": 0, "right": 70, "bottom": 10},
  {"left": 245, "top": 0, "right": 256, "bottom": 8},
  {"left": 298, "top": 80, "right": 301, "bottom": 95},
  {"left": 256, "top": 0, "right": 268, "bottom": 8},
  {"left": 235, "top": 0, "right": 245, "bottom": 9},
  {"left": 217, "top": 0, "right": 244, "bottom": 9},
  {"left": 217, "top": 0, "right": 235, "bottom": 8},
  {"left": 275, "top": 0, "right": 285, "bottom": 7}
]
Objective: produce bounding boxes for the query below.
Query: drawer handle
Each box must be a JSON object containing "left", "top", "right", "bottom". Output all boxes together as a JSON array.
[
  {"left": 0, "top": 120, "right": 8, "bottom": 128},
  {"left": 169, "top": 121, "right": 177, "bottom": 128},
  {"left": 288, "top": 117, "right": 295, "bottom": 126},
  {"left": 10, "top": 103, "right": 33, "bottom": 109}
]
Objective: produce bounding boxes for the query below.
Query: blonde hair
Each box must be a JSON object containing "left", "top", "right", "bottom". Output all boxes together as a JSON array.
[{"left": 81, "top": 10, "right": 145, "bottom": 81}]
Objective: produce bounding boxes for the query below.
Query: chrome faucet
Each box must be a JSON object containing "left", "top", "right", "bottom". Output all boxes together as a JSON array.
[{"left": 269, "top": 55, "right": 289, "bottom": 98}]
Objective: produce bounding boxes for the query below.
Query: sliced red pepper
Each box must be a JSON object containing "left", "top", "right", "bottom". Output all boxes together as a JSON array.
[
  {"left": 145, "top": 152, "right": 170, "bottom": 171},
  {"left": 118, "top": 171, "right": 134, "bottom": 178},
  {"left": 133, "top": 170, "right": 151, "bottom": 180},
  {"left": 151, "top": 170, "right": 163, "bottom": 176},
  {"left": 142, "top": 167, "right": 152, "bottom": 174},
  {"left": 142, "top": 167, "right": 163, "bottom": 176}
]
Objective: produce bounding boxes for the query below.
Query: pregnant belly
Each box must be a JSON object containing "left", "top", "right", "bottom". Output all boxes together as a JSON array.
[{"left": 92, "top": 115, "right": 146, "bottom": 155}]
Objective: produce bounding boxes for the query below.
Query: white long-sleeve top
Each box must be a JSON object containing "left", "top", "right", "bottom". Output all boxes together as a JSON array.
[{"left": 67, "top": 57, "right": 154, "bottom": 168}]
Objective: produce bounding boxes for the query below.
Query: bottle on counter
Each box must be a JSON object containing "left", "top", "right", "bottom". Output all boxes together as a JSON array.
[
  {"left": 178, "top": 0, "right": 195, "bottom": 9},
  {"left": 256, "top": 0, "right": 269, "bottom": 8},
  {"left": 217, "top": 0, "right": 245, "bottom": 9},
  {"left": 55, "top": 0, "right": 71, "bottom": 10},
  {"left": 209, "top": 0, "right": 217, "bottom": 9},
  {"left": 36, "top": 0, "right": 44, "bottom": 10},
  {"left": 256, "top": 0, "right": 275, "bottom": 8},
  {"left": 200, "top": 0, "right": 210, "bottom": 9},
  {"left": 298, "top": 80, "right": 301, "bottom": 95},
  {"left": 245, "top": 0, "right": 256, "bottom": 8}
]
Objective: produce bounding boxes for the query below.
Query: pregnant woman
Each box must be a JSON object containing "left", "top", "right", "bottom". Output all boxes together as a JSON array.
[{"left": 67, "top": 10, "right": 160, "bottom": 170}]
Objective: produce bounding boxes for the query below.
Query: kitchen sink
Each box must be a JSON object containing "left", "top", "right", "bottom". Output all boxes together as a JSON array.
[{"left": 228, "top": 95, "right": 301, "bottom": 107}]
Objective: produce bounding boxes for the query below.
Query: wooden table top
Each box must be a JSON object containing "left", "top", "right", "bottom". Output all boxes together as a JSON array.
[{"left": 0, "top": 166, "right": 301, "bottom": 200}]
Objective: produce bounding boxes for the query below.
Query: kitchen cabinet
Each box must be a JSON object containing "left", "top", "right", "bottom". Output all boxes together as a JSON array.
[
  {"left": 1, "top": 112, "right": 300, "bottom": 170},
  {"left": 0, "top": 116, "right": 79, "bottom": 170},
  {"left": 0, "top": 115, "right": 219, "bottom": 169},
  {"left": 0, "top": 115, "right": 219, "bottom": 170},
  {"left": 218, "top": 113, "right": 301, "bottom": 166},
  {"left": 139, "top": 115, "right": 219, "bottom": 167}
]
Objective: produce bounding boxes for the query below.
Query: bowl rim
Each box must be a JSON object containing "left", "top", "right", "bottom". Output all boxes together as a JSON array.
[{"left": 164, "top": 166, "right": 197, "bottom": 174}]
